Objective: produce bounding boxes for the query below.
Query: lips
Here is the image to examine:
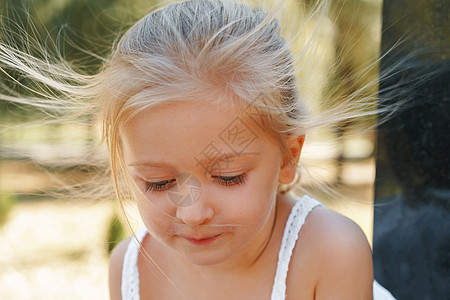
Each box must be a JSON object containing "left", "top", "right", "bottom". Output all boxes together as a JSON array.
[{"left": 182, "top": 233, "right": 222, "bottom": 246}]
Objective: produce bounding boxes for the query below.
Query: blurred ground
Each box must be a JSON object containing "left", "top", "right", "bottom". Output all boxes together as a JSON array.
[
  {"left": 0, "top": 140, "right": 376, "bottom": 299},
  {"left": 0, "top": 199, "right": 113, "bottom": 300}
]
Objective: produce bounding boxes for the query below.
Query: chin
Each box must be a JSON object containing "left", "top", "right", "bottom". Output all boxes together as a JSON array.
[
  {"left": 181, "top": 250, "right": 233, "bottom": 266},
  {"left": 175, "top": 239, "right": 237, "bottom": 266}
]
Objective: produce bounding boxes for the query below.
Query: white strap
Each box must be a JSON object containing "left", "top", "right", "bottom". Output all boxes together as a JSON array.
[
  {"left": 121, "top": 228, "right": 148, "bottom": 300},
  {"left": 270, "top": 195, "right": 322, "bottom": 300},
  {"left": 373, "top": 280, "right": 397, "bottom": 300}
]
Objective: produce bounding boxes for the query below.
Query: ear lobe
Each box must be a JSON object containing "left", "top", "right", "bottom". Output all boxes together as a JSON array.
[{"left": 278, "top": 135, "right": 305, "bottom": 185}]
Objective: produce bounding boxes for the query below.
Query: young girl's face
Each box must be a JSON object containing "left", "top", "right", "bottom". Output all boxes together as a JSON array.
[{"left": 120, "top": 97, "right": 295, "bottom": 267}]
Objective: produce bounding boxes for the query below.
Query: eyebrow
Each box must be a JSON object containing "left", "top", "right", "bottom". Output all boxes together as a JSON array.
[{"left": 128, "top": 151, "right": 260, "bottom": 168}]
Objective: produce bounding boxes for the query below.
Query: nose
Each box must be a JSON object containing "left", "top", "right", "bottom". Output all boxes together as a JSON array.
[{"left": 175, "top": 197, "right": 214, "bottom": 226}]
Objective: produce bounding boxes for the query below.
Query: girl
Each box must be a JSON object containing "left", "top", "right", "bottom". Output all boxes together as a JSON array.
[{"left": 0, "top": 0, "right": 396, "bottom": 299}]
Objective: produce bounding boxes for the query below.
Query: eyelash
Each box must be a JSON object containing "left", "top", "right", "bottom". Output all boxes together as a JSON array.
[
  {"left": 143, "top": 173, "right": 248, "bottom": 192},
  {"left": 214, "top": 173, "right": 248, "bottom": 186},
  {"left": 144, "top": 179, "right": 175, "bottom": 192}
]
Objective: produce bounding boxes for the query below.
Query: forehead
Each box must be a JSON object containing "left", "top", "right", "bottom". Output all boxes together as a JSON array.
[
  {"left": 121, "top": 99, "right": 247, "bottom": 140},
  {"left": 119, "top": 99, "right": 279, "bottom": 165}
]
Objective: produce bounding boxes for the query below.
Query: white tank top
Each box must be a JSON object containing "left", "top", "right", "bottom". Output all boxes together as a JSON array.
[{"left": 120, "top": 195, "right": 396, "bottom": 299}]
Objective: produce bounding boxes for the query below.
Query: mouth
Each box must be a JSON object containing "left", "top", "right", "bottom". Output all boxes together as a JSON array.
[{"left": 182, "top": 234, "right": 222, "bottom": 246}]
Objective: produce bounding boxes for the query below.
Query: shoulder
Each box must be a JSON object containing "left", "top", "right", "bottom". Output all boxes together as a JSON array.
[
  {"left": 289, "top": 205, "right": 374, "bottom": 299},
  {"left": 303, "top": 206, "right": 373, "bottom": 257},
  {"left": 109, "top": 237, "right": 133, "bottom": 300}
]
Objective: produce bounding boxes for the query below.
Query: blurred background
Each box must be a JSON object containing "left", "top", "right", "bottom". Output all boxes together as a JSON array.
[{"left": 0, "top": 0, "right": 382, "bottom": 299}]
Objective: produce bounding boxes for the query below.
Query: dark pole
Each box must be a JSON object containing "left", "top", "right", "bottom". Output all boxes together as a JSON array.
[{"left": 373, "top": 0, "right": 450, "bottom": 299}]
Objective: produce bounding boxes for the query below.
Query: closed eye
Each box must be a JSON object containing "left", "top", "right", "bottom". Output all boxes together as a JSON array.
[
  {"left": 144, "top": 179, "right": 175, "bottom": 192},
  {"left": 214, "top": 173, "right": 248, "bottom": 186}
]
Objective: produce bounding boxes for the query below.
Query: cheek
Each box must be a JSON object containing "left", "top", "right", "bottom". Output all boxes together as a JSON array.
[
  {"left": 217, "top": 177, "right": 278, "bottom": 227},
  {"left": 135, "top": 192, "right": 176, "bottom": 231},
  {"left": 241, "top": 164, "right": 280, "bottom": 222}
]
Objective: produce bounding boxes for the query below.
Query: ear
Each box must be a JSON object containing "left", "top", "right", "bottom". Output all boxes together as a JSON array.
[{"left": 279, "top": 135, "right": 305, "bottom": 185}]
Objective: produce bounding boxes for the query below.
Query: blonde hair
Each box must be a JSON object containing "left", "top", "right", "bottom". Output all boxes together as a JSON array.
[
  {"left": 99, "top": 0, "right": 312, "bottom": 198},
  {"left": 0, "top": 0, "right": 385, "bottom": 203}
]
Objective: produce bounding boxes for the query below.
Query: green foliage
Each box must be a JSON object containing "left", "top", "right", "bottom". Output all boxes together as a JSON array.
[
  {"left": 106, "top": 212, "right": 127, "bottom": 254},
  {"left": 0, "top": 0, "right": 159, "bottom": 120},
  {"left": 326, "top": 0, "right": 382, "bottom": 112},
  {"left": 0, "top": 192, "right": 17, "bottom": 227},
  {"left": 1, "top": 0, "right": 160, "bottom": 68}
]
